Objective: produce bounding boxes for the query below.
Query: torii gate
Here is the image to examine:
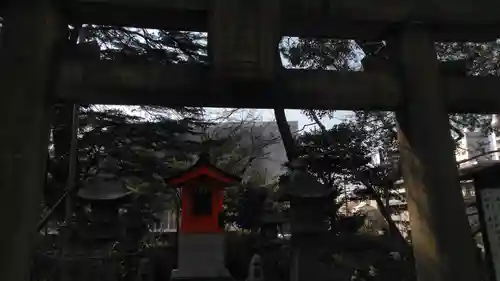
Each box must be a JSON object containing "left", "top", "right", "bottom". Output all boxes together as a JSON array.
[{"left": 1, "top": 0, "right": 499, "bottom": 281}]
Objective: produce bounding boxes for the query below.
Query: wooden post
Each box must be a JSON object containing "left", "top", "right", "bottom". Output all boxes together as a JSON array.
[
  {"left": 394, "top": 24, "right": 480, "bottom": 281},
  {"left": 0, "top": 2, "right": 65, "bottom": 281},
  {"left": 209, "top": 0, "right": 280, "bottom": 80}
]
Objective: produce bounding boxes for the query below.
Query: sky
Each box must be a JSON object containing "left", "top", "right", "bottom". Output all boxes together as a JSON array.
[
  {"left": 110, "top": 105, "right": 353, "bottom": 132},
  {"left": 239, "top": 109, "right": 352, "bottom": 131}
]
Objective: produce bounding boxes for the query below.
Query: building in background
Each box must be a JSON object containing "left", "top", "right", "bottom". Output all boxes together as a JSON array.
[
  {"left": 355, "top": 115, "right": 500, "bottom": 239},
  {"left": 456, "top": 130, "right": 499, "bottom": 166},
  {"left": 206, "top": 121, "right": 299, "bottom": 185}
]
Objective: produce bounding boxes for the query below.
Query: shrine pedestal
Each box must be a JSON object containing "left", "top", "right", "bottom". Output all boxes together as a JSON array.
[{"left": 171, "top": 233, "right": 233, "bottom": 281}]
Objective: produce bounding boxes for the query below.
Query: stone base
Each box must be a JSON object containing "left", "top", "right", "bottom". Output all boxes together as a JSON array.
[
  {"left": 171, "top": 271, "right": 234, "bottom": 281},
  {"left": 171, "top": 233, "right": 233, "bottom": 281}
]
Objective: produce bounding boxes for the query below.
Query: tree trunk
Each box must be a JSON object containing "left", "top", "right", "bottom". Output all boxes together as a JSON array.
[
  {"left": 273, "top": 108, "right": 299, "bottom": 162},
  {"left": 362, "top": 181, "right": 410, "bottom": 253},
  {"left": 48, "top": 25, "right": 82, "bottom": 216},
  {"left": 61, "top": 104, "right": 79, "bottom": 281},
  {"left": 50, "top": 104, "right": 74, "bottom": 204}
]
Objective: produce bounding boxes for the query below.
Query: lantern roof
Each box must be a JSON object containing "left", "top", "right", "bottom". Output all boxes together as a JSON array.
[
  {"left": 261, "top": 199, "right": 286, "bottom": 224},
  {"left": 261, "top": 203, "right": 286, "bottom": 224},
  {"left": 78, "top": 175, "right": 131, "bottom": 201},
  {"left": 261, "top": 210, "right": 286, "bottom": 224},
  {"left": 165, "top": 152, "right": 241, "bottom": 187},
  {"left": 276, "top": 158, "right": 332, "bottom": 201},
  {"left": 78, "top": 156, "right": 131, "bottom": 201}
]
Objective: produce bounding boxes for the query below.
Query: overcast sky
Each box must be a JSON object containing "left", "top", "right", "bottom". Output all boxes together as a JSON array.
[
  {"left": 249, "top": 109, "right": 352, "bottom": 131},
  {"left": 108, "top": 105, "right": 352, "bottom": 132}
]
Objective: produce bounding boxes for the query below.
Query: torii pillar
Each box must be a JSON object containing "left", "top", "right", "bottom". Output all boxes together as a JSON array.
[
  {"left": 0, "top": 2, "right": 65, "bottom": 281},
  {"left": 393, "top": 24, "right": 480, "bottom": 280}
]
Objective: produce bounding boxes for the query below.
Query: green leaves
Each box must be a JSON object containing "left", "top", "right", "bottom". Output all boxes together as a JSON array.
[
  {"left": 86, "top": 26, "right": 208, "bottom": 64},
  {"left": 297, "top": 123, "right": 372, "bottom": 189},
  {"left": 280, "top": 37, "right": 360, "bottom": 70}
]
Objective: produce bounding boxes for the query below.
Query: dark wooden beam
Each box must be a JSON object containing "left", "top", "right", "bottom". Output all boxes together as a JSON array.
[
  {"left": 283, "top": 69, "right": 400, "bottom": 110},
  {"left": 445, "top": 76, "right": 500, "bottom": 113},
  {"left": 60, "top": 0, "right": 500, "bottom": 41},
  {"left": 67, "top": 0, "right": 207, "bottom": 32},
  {"left": 56, "top": 60, "right": 500, "bottom": 113},
  {"left": 55, "top": 60, "right": 400, "bottom": 110},
  {"left": 0, "top": 3, "right": 66, "bottom": 281}
]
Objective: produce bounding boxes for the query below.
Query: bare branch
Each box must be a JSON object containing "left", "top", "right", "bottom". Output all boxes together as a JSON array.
[{"left": 456, "top": 149, "right": 500, "bottom": 165}]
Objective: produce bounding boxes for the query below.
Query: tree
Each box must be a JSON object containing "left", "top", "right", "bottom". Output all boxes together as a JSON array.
[
  {"left": 206, "top": 118, "right": 281, "bottom": 178},
  {"left": 305, "top": 122, "right": 418, "bottom": 277},
  {"left": 40, "top": 100, "right": 288, "bottom": 277},
  {"left": 86, "top": 27, "right": 208, "bottom": 64},
  {"left": 201, "top": 115, "right": 284, "bottom": 232},
  {"left": 281, "top": 37, "right": 498, "bottom": 139},
  {"left": 280, "top": 35, "right": 500, "bottom": 244},
  {"left": 272, "top": 99, "right": 418, "bottom": 280},
  {"left": 278, "top": 36, "right": 500, "bottom": 280},
  {"left": 45, "top": 22, "right": 209, "bottom": 222},
  {"left": 38, "top": 104, "right": 209, "bottom": 278}
]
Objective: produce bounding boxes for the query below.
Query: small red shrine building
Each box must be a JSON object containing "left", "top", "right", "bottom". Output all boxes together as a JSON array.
[{"left": 166, "top": 153, "right": 241, "bottom": 234}]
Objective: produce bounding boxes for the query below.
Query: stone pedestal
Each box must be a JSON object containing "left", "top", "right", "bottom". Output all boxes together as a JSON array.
[
  {"left": 276, "top": 161, "right": 331, "bottom": 281},
  {"left": 171, "top": 233, "right": 233, "bottom": 281},
  {"left": 461, "top": 161, "right": 500, "bottom": 281}
]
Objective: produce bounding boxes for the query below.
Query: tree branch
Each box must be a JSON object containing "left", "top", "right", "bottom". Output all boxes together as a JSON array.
[{"left": 456, "top": 149, "right": 500, "bottom": 165}]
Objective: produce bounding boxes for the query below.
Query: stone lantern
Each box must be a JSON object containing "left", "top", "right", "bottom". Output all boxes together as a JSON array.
[
  {"left": 61, "top": 158, "right": 131, "bottom": 281},
  {"left": 276, "top": 159, "right": 331, "bottom": 233},
  {"left": 276, "top": 159, "right": 332, "bottom": 281},
  {"left": 76, "top": 157, "right": 131, "bottom": 242},
  {"left": 260, "top": 199, "right": 285, "bottom": 242},
  {"left": 258, "top": 199, "right": 286, "bottom": 281}
]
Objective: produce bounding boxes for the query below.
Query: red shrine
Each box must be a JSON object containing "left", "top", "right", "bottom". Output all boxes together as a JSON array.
[{"left": 166, "top": 154, "right": 241, "bottom": 233}]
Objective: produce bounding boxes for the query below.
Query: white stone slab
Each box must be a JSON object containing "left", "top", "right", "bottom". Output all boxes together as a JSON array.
[
  {"left": 479, "top": 188, "right": 500, "bottom": 280},
  {"left": 172, "top": 233, "right": 232, "bottom": 279}
]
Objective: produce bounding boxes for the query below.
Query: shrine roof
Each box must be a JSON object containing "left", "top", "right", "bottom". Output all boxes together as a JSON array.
[
  {"left": 165, "top": 153, "right": 241, "bottom": 186},
  {"left": 78, "top": 175, "right": 131, "bottom": 201},
  {"left": 276, "top": 169, "right": 333, "bottom": 200}
]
